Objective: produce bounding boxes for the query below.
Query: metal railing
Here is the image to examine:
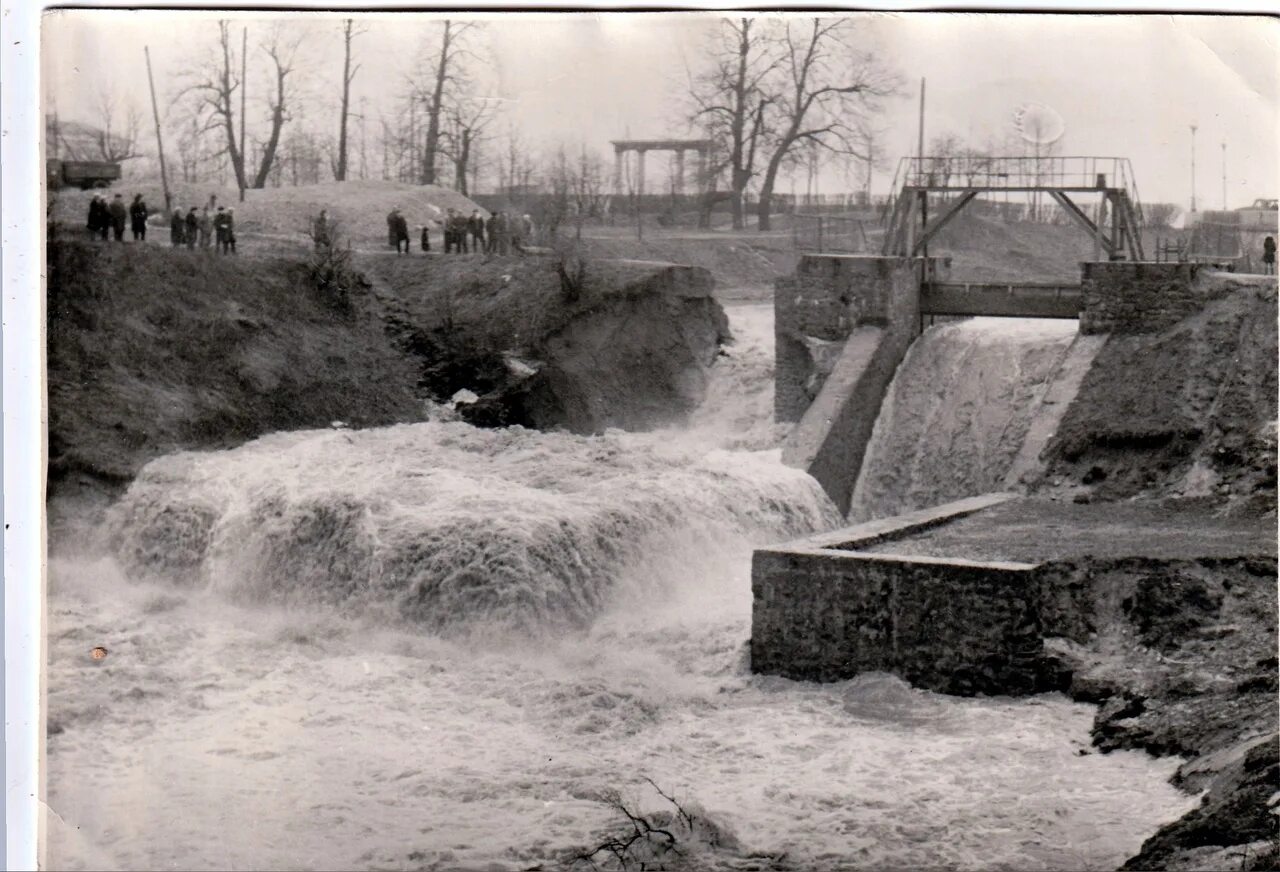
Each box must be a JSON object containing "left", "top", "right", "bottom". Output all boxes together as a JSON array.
[
  {"left": 891, "top": 155, "right": 1138, "bottom": 190},
  {"left": 793, "top": 214, "right": 869, "bottom": 253},
  {"left": 881, "top": 155, "right": 1147, "bottom": 228}
]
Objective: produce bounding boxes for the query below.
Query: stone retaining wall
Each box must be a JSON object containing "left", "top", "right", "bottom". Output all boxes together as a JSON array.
[{"left": 1079, "top": 261, "right": 1217, "bottom": 334}]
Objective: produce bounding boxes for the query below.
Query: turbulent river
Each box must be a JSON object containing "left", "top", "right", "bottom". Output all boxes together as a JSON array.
[{"left": 47, "top": 304, "right": 1194, "bottom": 871}]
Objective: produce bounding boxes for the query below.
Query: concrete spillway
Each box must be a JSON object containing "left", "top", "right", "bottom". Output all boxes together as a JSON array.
[{"left": 848, "top": 317, "right": 1080, "bottom": 522}]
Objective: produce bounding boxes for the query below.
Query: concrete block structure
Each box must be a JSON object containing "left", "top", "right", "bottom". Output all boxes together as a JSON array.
[
  {"left": 773, "top": 255, "right": 1275, "bottom": 516},
  {"left": 751, "top": 494, "right": 1277, "bottom": 695},
  {"left": 776, "top": 255, "right": 946, "bottom": 514}
]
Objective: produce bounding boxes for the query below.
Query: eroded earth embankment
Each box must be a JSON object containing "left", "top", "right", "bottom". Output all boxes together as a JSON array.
[
  {"left": 357, "top": 254, "right": 728, "bottom": 433},
  {"left": 47, "top": 240, "right": 729, "bottom": 512},
  {"left": 1036, "top": 278, "right": 1279, "bottom": 872},
  {"left": 1039, "top": 275, "right": 1278, "bottom": 506},
  {"left": 46, "top": 239, "right": 422, "bottom": 505}
]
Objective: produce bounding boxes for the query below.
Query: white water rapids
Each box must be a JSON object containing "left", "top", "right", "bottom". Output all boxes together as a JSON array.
[{"left": 46, "top": 304, "right": 1194, "bottom": 871}]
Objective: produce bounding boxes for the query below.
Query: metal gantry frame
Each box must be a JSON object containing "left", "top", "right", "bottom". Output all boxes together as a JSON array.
[{"left": 881, "top": 156, "right": 1147, "bottom": 262}]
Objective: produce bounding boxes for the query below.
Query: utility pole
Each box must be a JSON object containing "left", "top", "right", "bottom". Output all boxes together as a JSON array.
[
  {"left": 917, "top": 77, "right": 928, "bottom": 262},
  {"left": 144, "top": 46, "right": 172, "bottom": 214},
  {"left": 1221, "top": 141, "right": 1227, "bottom": 211},
  {"left": 864, "top": 131, "right": 873, "bottom": 205},
  {"left": 1189, "top": 123, "right": 1197, "bottom": 214},
  {"left": 359, "top": 96, "right": 368, "bottom": 180},
  {"left": 239, "top": 26, "right": 247, "bottom": 202}
]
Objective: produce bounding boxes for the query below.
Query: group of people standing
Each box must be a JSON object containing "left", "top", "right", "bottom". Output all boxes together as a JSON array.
[
  {"left": 169, "top": 203, "right": 237, "bottom": 254},
  {"left": 382, "top": 206, "right": 535, "bottom": 256},
  {"left": 86, "top": 192, "right": 236, "bottom": 254},
  {"left": 86, "top": 193, "right": 148, "bottom": 242},
  {"left": 440, "top": 208, "right": 532, "bottom": 255}
]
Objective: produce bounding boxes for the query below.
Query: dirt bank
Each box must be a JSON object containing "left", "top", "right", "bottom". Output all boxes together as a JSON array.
[
  {"left": 357, "top": 253, "right": 729, "bottom": 433},
  {"left": 47, "top": 239, "right": 423, "bottom": 507},
  {"left": 48, "top": 240, "right": 729, "bottom": 521},
  {"left": 1039, "top": 276, "right": 1278, "bottom": 506}
]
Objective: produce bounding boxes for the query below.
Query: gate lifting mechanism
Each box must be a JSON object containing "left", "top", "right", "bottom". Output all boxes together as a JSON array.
[{"left": 881, "top": 156, "right": 1146, "bottom": 262}]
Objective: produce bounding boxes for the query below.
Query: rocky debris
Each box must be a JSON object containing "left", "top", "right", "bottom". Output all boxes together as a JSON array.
[
  {"left": 359, "top": 254, "right": 729, "bottom": 434},
  {"left": 1036, "top": 556, "right": 1279, "bottom": 869}
]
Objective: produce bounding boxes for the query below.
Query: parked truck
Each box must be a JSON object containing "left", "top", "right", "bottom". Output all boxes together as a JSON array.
[{"left": 46, "top": 158, "right": 122, "bottom": 191}]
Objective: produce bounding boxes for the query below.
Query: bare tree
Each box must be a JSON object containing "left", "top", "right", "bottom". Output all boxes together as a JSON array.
[
  {"left": 412, "top": 19, "right": 480, "bottom": 186},
  {"left": 500, "top": 123, "right": 535, "bottom": 193},
  {"left": 442, "top": 95, "right": 496, "bottom": 195},
  {"left": 181, "top": 21, "right": 249, "bottom": 191},
  {"left": 251, "top": 24, "right": 306, "bottom": 189},
  {"left": 754, "top": 17, "right": 899, "bottom": 230},
  {"left": 180, "top": 22, "right": 305, "bottom": 191},
  {"left": 926, "top": 132, "right": 965, "bottom": 186},
  {"left": 687, "top": 17, "right": 779, "bottom": 230},
  {"left": 92, "top": 86, "right": 143, "bottom": 162},
  {"left": 332, "top": 19, "right": 366, "bottom": 182}
]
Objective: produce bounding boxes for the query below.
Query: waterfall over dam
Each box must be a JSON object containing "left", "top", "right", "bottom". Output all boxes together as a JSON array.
[
  {"left": 46, "top": 304, "right": 1196, "bottom": 872},
  {"left": 849, "top": 317, "right": 1079, "bottom": 521}
]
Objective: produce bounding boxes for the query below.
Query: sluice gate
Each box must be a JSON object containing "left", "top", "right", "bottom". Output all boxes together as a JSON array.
[{"left": 920, "top": 280, "right": 1082, "bottom": 319}]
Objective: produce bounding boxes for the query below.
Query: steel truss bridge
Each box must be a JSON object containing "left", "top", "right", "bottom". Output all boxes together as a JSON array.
[{"left": 881, "top": 155, "right": 1147, "bottom": 262}]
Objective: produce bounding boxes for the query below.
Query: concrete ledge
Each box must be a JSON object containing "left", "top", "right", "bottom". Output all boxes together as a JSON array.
[
  {"left": 751, "top": 494, "right": 1049, "bottom": 694},
  {"left": 771, "top": 492, "right": 1019, "bottom": 555}
]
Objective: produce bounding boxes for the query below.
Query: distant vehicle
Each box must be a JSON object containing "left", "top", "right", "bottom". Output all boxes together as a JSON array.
[{"left": 46, "top": 158, "right": 122, "bottom": 191}]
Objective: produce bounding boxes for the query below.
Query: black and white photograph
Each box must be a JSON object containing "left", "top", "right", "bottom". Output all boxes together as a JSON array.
[{"left": 24, "top": 6, "right": 1280, "bottom": 871}]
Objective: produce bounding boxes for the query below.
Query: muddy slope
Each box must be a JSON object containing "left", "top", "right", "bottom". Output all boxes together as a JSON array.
[
  {"left": 1040, "top": 281, "right": 1278, "bottom": 503},
  {"left": 47, "top": 239, "right": 423, "bottom": 501},
  {"left": 358, "top": 254, "right": 729, "bottom": 433}
]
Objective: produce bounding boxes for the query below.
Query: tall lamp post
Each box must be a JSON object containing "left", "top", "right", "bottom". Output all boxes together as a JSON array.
[{"left": 1189, "top": 123, "right": 1198, "bottom": 214}]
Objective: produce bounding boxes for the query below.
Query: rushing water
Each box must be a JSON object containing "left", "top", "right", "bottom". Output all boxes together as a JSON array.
[
  {"left": 850, "top": 317, "right": 1079, "bottom": 522},
  {"left": 46, "top": 304, "right": 1194, "bottom": 871}
]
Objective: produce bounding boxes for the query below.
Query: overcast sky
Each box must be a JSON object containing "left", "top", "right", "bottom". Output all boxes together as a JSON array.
[{"left": 42, "top": 10, "right": 1279, "bottom": 209}]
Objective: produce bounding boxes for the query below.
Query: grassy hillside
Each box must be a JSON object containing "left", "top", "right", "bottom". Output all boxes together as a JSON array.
[{"left": 47, "top": 239, "right": 423, "bottom": 500}]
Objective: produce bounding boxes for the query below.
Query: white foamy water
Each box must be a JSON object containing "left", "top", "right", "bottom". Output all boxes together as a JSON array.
[
  {"left": 850, "top": 317, "right": 1079, "bottom": 521},
  {"left": 46, "top": 304, "right": 1194, "bottom": 871}
]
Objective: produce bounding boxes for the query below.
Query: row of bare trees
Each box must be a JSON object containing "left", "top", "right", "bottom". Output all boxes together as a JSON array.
[
  {"left": 67, "top": 15, "right": 898, "bottom": 231},
  {"left": 688, "top": 16, "right": 899, "bottom": 230}
]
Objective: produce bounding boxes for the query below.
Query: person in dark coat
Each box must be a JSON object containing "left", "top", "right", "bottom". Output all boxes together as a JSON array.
[
  {"left": 129, "top": 194, "right": 148, "bottom": 241},
  {"left": 468, "top": 210, "right": 485, "bottom": 254},
  {"left": 86, "top": 196, "right": 103, "bottom": 239},
  {"left": 170, "top": 209, "right": 185, "bottom": 247},
  {"left": 226, "top": 208, "right": 238, "bottom": 254},
  {"left": 213, "top": 206, "right": 231, "bottom": 254},
  {"left": 313, "top": 210, "right": 331, "bottom": 251},
  {"left": 420, "top": 225, "right": 431, "bottom": 253},
  {"left": 184, "top": 207, "right": 199, "bottom": 250},
  {"left": 387, "top": 207, "right": 410, "bottom": 254},
  {"left": 485, "top": 212, "right": 499, "bottom": 255},
  {"left": 443, "top": 209, "right": 458, "bottom": 253},
  {"left": 106, "top": 194, "right": 127, "bottom": 242},
  {"left": 1264, "top": 236, "right": 1276, "bottom": 275}
]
